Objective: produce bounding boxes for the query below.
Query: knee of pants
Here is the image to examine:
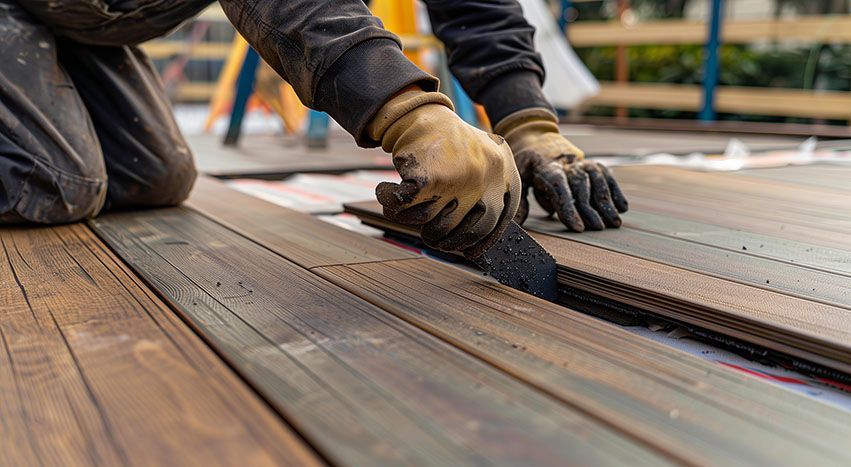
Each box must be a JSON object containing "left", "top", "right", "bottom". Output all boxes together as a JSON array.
[
  {"left": 3, "top": 158, "right": 108, "bottom": 225},
  {"left": 107, "top": 144, "right": 198, "bottom": 209},
  {"left": 146, "top": 153, "right": 198, "bottom": 206}
]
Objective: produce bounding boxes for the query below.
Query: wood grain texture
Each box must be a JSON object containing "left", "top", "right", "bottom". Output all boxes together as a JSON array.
[
  {"left": 525, "top": 215, "right": 851, "bottom": 309},
  {"left": 315, "top": 259, "right": 851, "bottom": 466},
  {"left": 614, "top": 166, "right": 851, "bottom": 222},
  {"left": 738, "top": 165, "right": 851, "bottom": 192},
  {"left": 187, "top": 176, "right": 416, "bottom": 268},
  {"left": 174, "top": 181, "right": 851, "bottom": 464},
  {"left": 534, "top": 233, "right": 851, "bottom": 373},
  {"left": 613, "top": 166, "right": 851, "bottom": 249},
  {"left": 516, "top": 167, "right": 851, "bottom": 373},
  {"left": 619, "top": 210, "right": 851, "bottom": 277},
  {"left": 0, "top": 224, "right": 318, "bottom": 467},
  {"left": 178, "top": 177, "right": 851, "bottom": 464},
  {"left": 531, "top": 166, "right": 851, "bottom": 373},
  {"left": 346, "top": 196, "right": 851, "bottom": 380},
  {"left": 91, "top": 208, "right": 668, "bottom": 466}
]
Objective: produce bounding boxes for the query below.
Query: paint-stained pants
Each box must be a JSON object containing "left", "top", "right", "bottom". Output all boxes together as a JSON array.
[{"left": 0, "top": 0, "right": 211, "bottom": 224}]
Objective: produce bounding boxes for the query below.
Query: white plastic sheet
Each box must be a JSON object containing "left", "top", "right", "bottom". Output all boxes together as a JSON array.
[{"left": 516, "top": 0, "right": 600, "bottom": 109}]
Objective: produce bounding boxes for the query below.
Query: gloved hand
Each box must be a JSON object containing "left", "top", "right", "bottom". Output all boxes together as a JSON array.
[
  {"left": 494, "top": 108, "right": 628, "bottom": 231},
  {"left": 367, "top": 89, "right": 521, "bottom": 257}
]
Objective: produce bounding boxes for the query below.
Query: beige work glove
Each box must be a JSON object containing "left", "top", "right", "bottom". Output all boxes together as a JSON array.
[
  {"left": 368, "top": 90, "right": 521, "bottom": 257},
  {"left": 495, "top": 108, "right": 628, "bottom": 231}
]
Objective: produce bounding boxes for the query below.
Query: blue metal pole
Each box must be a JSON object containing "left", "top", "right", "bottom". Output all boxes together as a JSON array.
[
  {"left": 699, "top": 0, "right": 725, "bottom": 122},
  {"left": 559, "top": 0, "right": 571, "bottom": 32},
  {"left": 306, "top": 110, "right": 331, "bottom": 149},
  {"left": 451, "top": 77, "right": 478, "bottom": 127},
  {"left": 224, "top": 47, "right": 261, "bottom": 146}
]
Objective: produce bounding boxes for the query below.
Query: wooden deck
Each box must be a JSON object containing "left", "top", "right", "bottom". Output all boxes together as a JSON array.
[
  {"left": 188, "top": 128, "right": 809, "bottom": 179},
  {"left": 346, "top": 164, "right": 851, "bottom": 381},
  {"left": 3, "top": 172, "right": 851, "bottom": 465},
  {"left": 0, "top": 222, "right": 317, "bottom": 466}
]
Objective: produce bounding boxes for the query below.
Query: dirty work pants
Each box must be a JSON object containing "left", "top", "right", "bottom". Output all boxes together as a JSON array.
[{"left": 0, "top": 0, "right": 212, "bottom": 224}]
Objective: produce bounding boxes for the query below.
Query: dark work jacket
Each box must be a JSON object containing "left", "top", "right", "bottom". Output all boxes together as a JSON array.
[
  {"left": 22, "top": 0, "right": 551, "bottom": 147},
  {"left": 219, "top": 0, "right": 551, "bottom": 146}
]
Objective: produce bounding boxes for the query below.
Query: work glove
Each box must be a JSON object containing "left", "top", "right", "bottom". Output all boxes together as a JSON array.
[
  {"left": 367, "top": 90, "right": 522, "bottom": 257},
  {"left": 494, "top": 108, "right": 628, "bottom": 231}
]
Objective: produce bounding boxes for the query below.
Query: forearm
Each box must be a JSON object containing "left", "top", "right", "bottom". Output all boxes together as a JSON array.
[
  {"left": 422, "top": 0, "right": 552, "bottom": 124},
  {"left": 219, "top": 0, "right": 437, "bottom": 146}
]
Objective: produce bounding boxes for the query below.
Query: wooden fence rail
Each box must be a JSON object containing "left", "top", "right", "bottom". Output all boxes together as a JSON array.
[
  {"left": 570, "top": 14, "right": 851, "bottom": 122},
  {"left": 588, "top": 82, "right": 851, "bottom": 120},
  {"left": 568, "top": 15, "right": 851, "bottom": 46}
]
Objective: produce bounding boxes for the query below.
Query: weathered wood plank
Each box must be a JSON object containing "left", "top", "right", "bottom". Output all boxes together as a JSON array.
[
  {"left": 181, "top": 177, "right": 851, "bottom": 464},
  {"left": 614, "top": 166, "right": 851, "bottom": 220},
  {"left": 587, "top": 82, "right": 851, "bottom": 120},
  {"left": 568, "top": 15, "right": 851, "bottom": 46},
  {"left": 347, "top": 202, "right": 851, "bottom": 392},
  {"left": 186, "top": 176, "right": 416, "bottom": 268},
  {"left": 618, "top": 210, "right": 851, "bottom": 277},
  {"left": 314, "top": 259, "right": 851, "bottom": 466},
  {"left": 345, "top": 199, "right": 851, "bottom": 388},
  {"left": 525, "top": 214, "right": 851, "bottom": 309},
  {"left": 0, "top": 224, "right": 318, "bottom": 466},
  {"left": 738, "top": 165, "right": 851, "bottom": 193},
  {"left": 91, "top": 208, "right": 668, "bottom": 466},
  {"left": 534, "top": 232, "right": 851, "bottom": 373},
  {"left": 536, "top": 167, "right": 851, "bottom": 374},
  {"left": 608, "top": 167, "right": 851, "bottom": 250}
]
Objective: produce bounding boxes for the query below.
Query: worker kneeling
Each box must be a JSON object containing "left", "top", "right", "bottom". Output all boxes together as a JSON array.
[{"left": 0, "top": 0, "right": 626, "bottom": 255}]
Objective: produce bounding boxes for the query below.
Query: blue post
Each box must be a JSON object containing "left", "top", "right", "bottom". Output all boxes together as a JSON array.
[
  {"left": 699, "top": 0, "right": 725, "bottom": 122},
  {"left": 450, "top": 78, "right": 478, "bottom": 127},
  {"left": 559, "top": 0, "right": 572, "bottom": 32},
  {"left": 224, "top": 47, "right": 261, "bottom": 146},
  {"left": 306, "top": 110, "right": 331, "bottom": 149}
]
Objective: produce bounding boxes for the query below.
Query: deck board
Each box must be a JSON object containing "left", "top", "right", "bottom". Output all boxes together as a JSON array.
[
  {"left": 316, "top": 259, "right": 851, "bottom": 465},
  {"left": 534, "top": 233, "right": 851, "bottom": 373},
  {"left": 163, "top": 178, "right": 851, "bottom": 465},
  {"left": 737, "top": 165, "right": 851, "bottom": 192},
  {"left": 91, "top": 207, "right": 667, "bottom": 466},
  {"left": 344, "top": 164, "right": 851, "bottom": 377},
  {"left": 614, "top": 166, "right": 851, "bottom": 249},
  {"left": 526, "top": 216, "right": 851, "bottom": 307},
  {"left": 0, "top": 224, "right": 318, "bottom": 466},
  {"left": 186, "top": 176, "right": 415, "bottom": 268},
  {"left": 619, "top": 211, "right": 851, "bottom": 276}
]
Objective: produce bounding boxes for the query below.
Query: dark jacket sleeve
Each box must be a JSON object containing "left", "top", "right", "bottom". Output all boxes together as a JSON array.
[
  {"left": 219, "top": 0, "right": 438, "bottom": 147},
  {"left": 422, "top": 0, "right": 553, "bottom": 124}
]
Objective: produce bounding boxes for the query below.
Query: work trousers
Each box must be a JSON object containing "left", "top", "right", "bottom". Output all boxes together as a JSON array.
[{"left": 0, "top": 0, "right": 211, "bottom": 224}]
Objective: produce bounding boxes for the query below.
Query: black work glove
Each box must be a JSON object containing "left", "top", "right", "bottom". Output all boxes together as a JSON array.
[{"left": 494, "top": 108, "right": 628, "bottom": 231}]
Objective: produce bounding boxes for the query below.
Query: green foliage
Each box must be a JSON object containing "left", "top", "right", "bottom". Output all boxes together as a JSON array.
[
  {"left": 576, "top": 43, "right": 851, "bottom": 121},
  {"left": 566, "top": 0, "right": 851, "bottom": 121}
]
